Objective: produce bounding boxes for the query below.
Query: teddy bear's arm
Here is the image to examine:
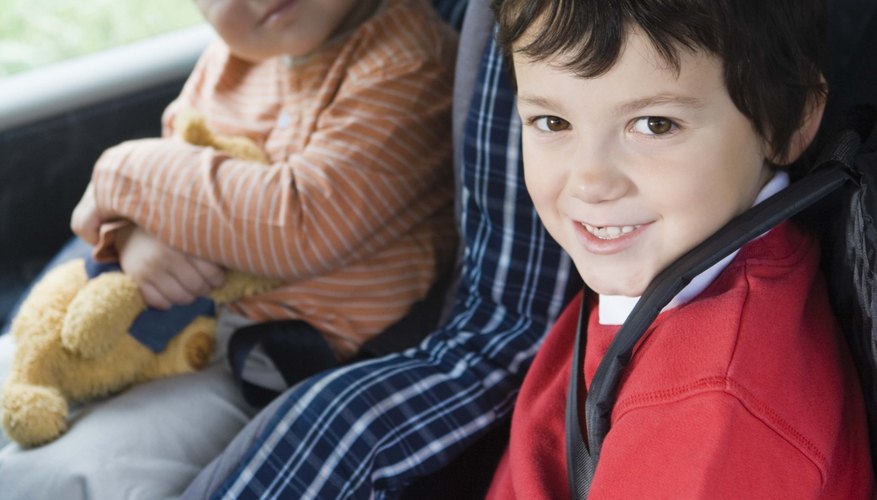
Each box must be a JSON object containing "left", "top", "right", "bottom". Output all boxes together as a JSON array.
[
  {"left": 60, "top": 271, "right": 146, "bottom": 358},
  {"left": 208, "top": 271, "right": 280, "bottom": 305}
]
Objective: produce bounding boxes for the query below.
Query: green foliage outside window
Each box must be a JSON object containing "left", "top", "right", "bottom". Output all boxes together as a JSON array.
[{"left": 0, "top": 0, "right": 204, "bottom": 77}]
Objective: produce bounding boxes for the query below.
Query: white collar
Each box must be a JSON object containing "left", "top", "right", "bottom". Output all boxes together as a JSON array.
[{"left": 598, "top": 171, "right": 790, "bottom": 325}]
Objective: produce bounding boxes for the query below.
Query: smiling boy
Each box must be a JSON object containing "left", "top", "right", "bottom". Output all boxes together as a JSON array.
[
  {"left": 517, "top": 35, "right": 774, "bottom": 297},
  {"left": 489, "top": 0, "right": 872, "bottom": 498}
]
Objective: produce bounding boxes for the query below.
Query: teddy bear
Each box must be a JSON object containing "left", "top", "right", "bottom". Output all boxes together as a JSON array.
[{"left": 1, "top": 113, "right": 278, "bottom": 448}]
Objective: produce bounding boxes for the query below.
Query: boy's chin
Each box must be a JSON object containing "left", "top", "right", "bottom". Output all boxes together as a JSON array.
[
  {"left": 571, "top": 255, "right": 656, "bottom": 298},
  {"left": 578, "top": 271, "right": 649, "bottom": 298}
]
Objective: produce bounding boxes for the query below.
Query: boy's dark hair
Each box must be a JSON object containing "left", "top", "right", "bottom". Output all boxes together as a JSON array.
[{"left": 493, "top": 0, "right": 827, "bottom": 164}]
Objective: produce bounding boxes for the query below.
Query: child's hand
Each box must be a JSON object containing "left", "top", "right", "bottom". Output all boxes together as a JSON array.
[
  {"left": 115, "top": 226, "right": 225, "bottom": 310},
  {"left": 70, "top": 182, "right": 102, "bottom": 245}
]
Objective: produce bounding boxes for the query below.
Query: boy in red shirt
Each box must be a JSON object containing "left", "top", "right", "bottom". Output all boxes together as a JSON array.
[{"left": 488, "top": 0, "right": 873, "bottom": 497}]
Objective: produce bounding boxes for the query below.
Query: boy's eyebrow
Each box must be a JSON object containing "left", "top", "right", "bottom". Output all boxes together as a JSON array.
[
  {"left": 616, "top": 94, "right": 705, "bottom": 115},
  {"left": 517, "top": 93, "right": 705, "bottom": 113},
  {"left": 516, "top": 93, "right": 562, "bottom": 110}
]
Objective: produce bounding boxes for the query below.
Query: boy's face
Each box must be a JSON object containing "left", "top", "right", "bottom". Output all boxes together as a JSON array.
[
  {"left": 194, "top": 0, "right": 373, "bottom": 62},
  {"left": 514, "top": 31, "right": 773, "bottom": 297}
]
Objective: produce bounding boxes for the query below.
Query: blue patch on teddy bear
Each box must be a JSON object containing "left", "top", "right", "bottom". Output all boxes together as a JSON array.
[{"left": 85, "top": 258, "right": 216, "bottom": 353}]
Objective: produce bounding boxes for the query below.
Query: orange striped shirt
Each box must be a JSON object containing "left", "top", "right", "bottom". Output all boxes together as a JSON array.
[{"left": 90, "top": 0, "right": 458, "bottom": 359}]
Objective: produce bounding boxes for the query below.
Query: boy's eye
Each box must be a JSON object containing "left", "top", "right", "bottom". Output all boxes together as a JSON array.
[
  {"left": 533, "top": 116, "right": 570, "bottom": 132},
  {"left": 631, "top": 116, "right": 677, "bottom": 135}
]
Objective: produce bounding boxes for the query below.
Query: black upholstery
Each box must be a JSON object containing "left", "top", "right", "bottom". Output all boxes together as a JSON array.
[{"left": 0, "top": 79, "right": 185, "bottom": 324}]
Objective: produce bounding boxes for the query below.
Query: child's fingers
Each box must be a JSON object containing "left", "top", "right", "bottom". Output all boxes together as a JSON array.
[
  {"left": 170, "top": 260, "right": 215, "bottom": 297},
  {"left": 189, "top": 257, "right": 225, "bottom": 290},
  {"left": 162, "top": 273, "right": 202, "bottom": 305},
  {"left": 140, "top": 283, "right": 172, "bottom": 310},
  {"left": 140, "top": 265, "right": 199, "bottom": 307}
]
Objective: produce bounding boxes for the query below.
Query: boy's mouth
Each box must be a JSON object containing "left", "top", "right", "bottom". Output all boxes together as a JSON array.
[
  {"left": 581, "top": 223, "right": 641, "bottom": 240},
  {"left": 259, "top": 0, "right": 298, "bottom": 25}
]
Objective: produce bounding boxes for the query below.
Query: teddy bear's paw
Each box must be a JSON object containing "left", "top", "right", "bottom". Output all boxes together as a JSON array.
[
  {"left": 150, "top": 317, "right": 216, "bottom": 378},
  {"left": 210, "top": 271, "right": 281, "bottom": 305},
  {"left": 2, "top": 382, "right": 69, "bottom": 448},
  {"left": 185, "top": 330, "right": 215, "bottom": 370}
]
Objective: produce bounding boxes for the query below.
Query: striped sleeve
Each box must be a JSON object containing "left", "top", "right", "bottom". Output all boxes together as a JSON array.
[
  {"left": 208, "top": 33, "right": 579, "bottom": 499},
  {"left": 90, "top": 35, "right": 454, "bottom": 284}
]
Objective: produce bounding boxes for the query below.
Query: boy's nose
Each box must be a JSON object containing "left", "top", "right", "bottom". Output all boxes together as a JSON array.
[{"left": 566, "top": 152, "right": 630, "bottom": 204}]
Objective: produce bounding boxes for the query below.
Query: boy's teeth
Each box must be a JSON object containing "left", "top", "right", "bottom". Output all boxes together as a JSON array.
[{"left": 582, "top": 223, "right": 638, "bottom": 239}]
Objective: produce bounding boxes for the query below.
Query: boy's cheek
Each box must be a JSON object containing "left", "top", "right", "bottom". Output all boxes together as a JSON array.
[
  {"left": 523, "top": 167, "right": 558, "bottom": 209},
  {"left": 523, "top": 147, "right": 564, "bottom": 189}
]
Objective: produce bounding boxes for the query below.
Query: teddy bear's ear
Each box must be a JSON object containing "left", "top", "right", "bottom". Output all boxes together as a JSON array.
[
  {"left": 173, "top": 111, "right": 213, "bottom": 147},
  {"left": 171, "top": 111, "right": 269, "bottom": 163}
]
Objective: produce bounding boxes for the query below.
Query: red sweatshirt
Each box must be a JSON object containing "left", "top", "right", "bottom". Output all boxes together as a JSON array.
[{"left": 488, "top": 222, "right": 873, "bottom": 499}]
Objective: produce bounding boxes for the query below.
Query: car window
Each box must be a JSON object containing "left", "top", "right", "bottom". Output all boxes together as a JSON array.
[{"left": 0, "top": 0, "right": 203, "bottom": 77}]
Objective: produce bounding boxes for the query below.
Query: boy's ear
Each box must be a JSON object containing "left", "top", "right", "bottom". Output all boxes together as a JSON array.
[{"left": 770, "top": 83, "right": 827, "bottom": 166}]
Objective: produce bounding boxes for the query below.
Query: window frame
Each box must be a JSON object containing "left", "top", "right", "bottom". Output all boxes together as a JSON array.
[{"left": 0, "top": 24, "right": 214, "bottom": 133}]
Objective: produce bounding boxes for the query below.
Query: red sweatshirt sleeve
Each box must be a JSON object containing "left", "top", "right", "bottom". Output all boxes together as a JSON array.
[{"left": 590, "top": 391, "right": 822, "bottom": 499}]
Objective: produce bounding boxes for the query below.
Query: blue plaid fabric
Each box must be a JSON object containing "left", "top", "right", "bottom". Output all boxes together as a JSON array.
[{"left": 212, "top": 29, "right": 578, "bottom": 500}]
